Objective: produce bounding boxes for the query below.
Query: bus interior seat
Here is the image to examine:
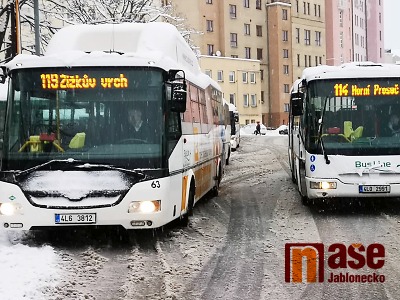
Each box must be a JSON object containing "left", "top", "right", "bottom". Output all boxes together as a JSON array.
[
  {"left": 343, "top": 121, "right": 353, "bottom": 139},
  {"left": 351, "top": 126, "right": 363, "bottom": 140},
  {"left": 69, "top": 132, "right": 86, "bottom": 149}
]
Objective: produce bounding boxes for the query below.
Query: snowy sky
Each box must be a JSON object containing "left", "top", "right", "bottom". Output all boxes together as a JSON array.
[{"left": 384, "top": 0, "right": 400, "bottom": 50}]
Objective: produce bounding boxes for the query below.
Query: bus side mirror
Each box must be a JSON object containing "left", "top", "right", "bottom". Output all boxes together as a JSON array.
[
  {"left": 291, "top": 92, "right": 304, "bottom": 116},
  {"left": 0, "top": 67, "right": 6, "bottom": 84},
  {"left": 168, "top": 69, "right": 187, "bottom": 113}
]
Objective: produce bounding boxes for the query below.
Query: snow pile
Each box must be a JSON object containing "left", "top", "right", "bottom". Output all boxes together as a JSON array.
[{"left": 0, "top": 230, "right": 60, "bottom": 300}]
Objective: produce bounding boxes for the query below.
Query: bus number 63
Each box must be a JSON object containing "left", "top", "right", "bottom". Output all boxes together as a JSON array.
[{"left": 151, "top": 181, "right": 161, "bottom": 188}]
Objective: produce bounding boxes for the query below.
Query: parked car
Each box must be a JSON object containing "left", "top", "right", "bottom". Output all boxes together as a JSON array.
[
  {"left": 278, "top": 125, "right": 288, "bottom": 135},
  {"left": 241, "top": 123, "right": 268, "bottom": 135}
]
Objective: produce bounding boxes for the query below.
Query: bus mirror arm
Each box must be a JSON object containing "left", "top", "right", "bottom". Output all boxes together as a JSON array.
[{"left": 0, "top": 66, "right": 7, "bottom": 84}]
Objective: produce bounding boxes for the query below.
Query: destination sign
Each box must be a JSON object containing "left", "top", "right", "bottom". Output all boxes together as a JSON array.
[
  {"left": 334, "top": 83, "right": 400, "bottom": 97},
  {"left": 40, "top": 73, "right": 129, "bottom": 89}
]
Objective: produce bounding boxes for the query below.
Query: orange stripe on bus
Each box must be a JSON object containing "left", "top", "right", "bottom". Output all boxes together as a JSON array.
[{"left": 181, "top": 176, "right": 188, "bottom": 212}]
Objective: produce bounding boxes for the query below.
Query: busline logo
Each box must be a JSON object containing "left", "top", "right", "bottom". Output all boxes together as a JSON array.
[{"left": 285, "top": 243, "right": 385, "bottom": 283}]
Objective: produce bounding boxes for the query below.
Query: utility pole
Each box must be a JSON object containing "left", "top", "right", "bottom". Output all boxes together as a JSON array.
[{"left": 34, "top": 0, "right": 40, "bottom": 55}]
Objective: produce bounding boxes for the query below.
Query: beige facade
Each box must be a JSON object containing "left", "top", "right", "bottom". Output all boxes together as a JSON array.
[
  {"left": 291, "top": 0, "right": 326, "bottom": 80},
  {"left": 266, "top": 1, "right": 293, "bottom": 126},
  {"left": 199, "top": 56, "right": 262, "bottom": 126},
  {"left": 170, "top": 0, "right": 270, "bottom": 125}
]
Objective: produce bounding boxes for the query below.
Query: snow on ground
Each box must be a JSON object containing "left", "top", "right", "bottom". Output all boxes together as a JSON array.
[{"left": 0, "top": 229, "right": 60, "bottom": 300}]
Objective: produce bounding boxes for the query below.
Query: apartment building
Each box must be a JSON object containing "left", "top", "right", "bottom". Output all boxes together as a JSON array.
[
  {"left": 325, "top": 0, "right": 384, "bottom": 65},
  {"left": 291, "top": 0, "right": 326, "bottom": 80},
  {"left": 170, "top": 0, "right": 271, "bottom": 125},
  {"left": 170, "top": 0, "right": 327, "bottom": 127},
  {"left": 199, "top": 56, "right": 262, "bottom": 125}
]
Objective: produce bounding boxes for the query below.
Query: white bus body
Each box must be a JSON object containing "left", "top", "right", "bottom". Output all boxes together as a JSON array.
[
  {"left": 289, "top": 62, "right": 400, "bottom": 204},
  {"left": 0, "top": 22, "right": 227, "bottom": 230}
]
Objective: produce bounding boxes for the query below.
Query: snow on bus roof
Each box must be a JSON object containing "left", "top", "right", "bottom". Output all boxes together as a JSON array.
[
  {"left": 301, "top": 62, "right": 400, "bottom": 81},
  {"left": 5, "top": 22, "right": 221, "bottom": 91}
]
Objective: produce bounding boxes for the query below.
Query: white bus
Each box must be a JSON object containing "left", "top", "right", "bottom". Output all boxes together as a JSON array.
[
  {"left": 289, "top": 62, "right": 400, "bottom": 205},
  {"left": 0, "top": 22, "right": 227, "bottom": 230},
  {"left": 228, "top": 103, "right": 240, "bottom": 151}
]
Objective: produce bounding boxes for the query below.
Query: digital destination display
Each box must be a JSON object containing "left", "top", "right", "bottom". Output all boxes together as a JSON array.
[
  {"left": 40, "top": 73, "right": 129, "bottom": 89},
  {"left": 334, "top": 83, "right": 400, "bottom": 97}
]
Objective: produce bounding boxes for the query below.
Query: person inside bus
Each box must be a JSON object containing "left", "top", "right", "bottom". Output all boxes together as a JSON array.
[
  {"left": 388, "top": 114, "right": 400, "bottom": 136},
  {"left": 125, "top": 107, "right": 151, "bottom": 142}
]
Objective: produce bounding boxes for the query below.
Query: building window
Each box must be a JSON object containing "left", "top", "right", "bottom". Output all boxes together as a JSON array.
[
  {"left": 217, "top": 70, "right": 223, "bottom": 82},
  {"left": 297, "top": 54, "right": 300, "bottom": 67},
  {"left": 315, "top": 31, "right": 321, "bottom": 46},
  {"left": 229, "top": 71, "right": 235, "bottom": 82},
  {"left": 230, "top": 33, "right": 238, "bottom": 47},
  {"left": 282, "top": 9, "right": 288, "bottom": 20},
  {"left": 283, "top": 30, "right": 288, "bottom": 41},
  {"left": 206, "top": 20, "right": 213, "bottom": 32},
  {"left": 295, "top": 28, "right": 300, "bottom": 43},
  {"left": 304, "top": 29, "right": 310, "bottom": 45},
  {"left": 205, "top": 70, "right": 212, "bottom": 77},
  {"left": 340, "top": 31, "right": 343, "bottom": 48},
  {"left": 231, "top": 55, "right": 238, "bottom": 58},
  {"left": 243, "top": 94, "right": 249, "bottom": 107},
  {"left": 251, "top": 94, "right": 257, "bottom": 107},
  {"left": 230, "top": 93, "right": 236, "bottom": 105},
  {"left": 244, "top": 0, "right": 249, "bottom": 8},
  {"left": 256, "top": 0, "right": 261, "bottom": 9},
  {"left": 260, "top": 70, "right": 264, "bottom": 81},
  {"left": 379, "top": 12, "right": 381, "bottom": 23},
  {"left": 303, "top": 2, "right": 306, "bottom": 14},
  {"left": 257, "top": 48, "right": 263, "bottom": 60},
  {"left": 304, "top": 54, "right": 308, "bottom": 67},
  {"left": 244, "top": 23, "right": 250, "bottom": 35},
  {"left": 250, "top": 72, "right": 256, "bottom": 83},
  {"left": 339, "top": 10, "right": 343, "bottom": 27},
  {"left": 284, "top": 103, "right": 290, "bottom": 112},
  {"left": 283, "top": 65, "right": 289, "bottom": 75},
  {"left": 242, "top": 72, "right": 248, "bottom": 83},
  {"left": 245, "top": 47, "right": 251, "bottom": 59},
  {"left": 207, "top": 44, "right": 214, "bottom": 55},
  {"left": 296, "top": 0, "right": 299, "bottom": 12},
  {"left": 315, "top": 56, "right": 318, "bottom": 66},
  {"left": 256, "top": 25, "right": 263, "bottom": 37},
  {"left": 283, "top": 49, "right": 289, "bottom": 58},
  {"left": 284, "top": 84, "right": 290, "bottom": 93},
  {"left": 318, "top": 5, "right": 321, "bottom": 17},
  {"left": 261, "top": 91, "right": 265, "bottom": 103},
  {"left": 230, "top": 4, "right": 237, "bottom": 18}
]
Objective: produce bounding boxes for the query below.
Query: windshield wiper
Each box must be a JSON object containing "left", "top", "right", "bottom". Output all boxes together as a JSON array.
[
  {"left": 317, "top": 97, "right": 330, "bottom": 165},
  {"left": 13, "top": 158, "right": 147, "bottom": 180}
]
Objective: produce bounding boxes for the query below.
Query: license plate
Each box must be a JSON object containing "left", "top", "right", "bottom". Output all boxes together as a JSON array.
[
  {"left": 359, "top": 185, "right": 390, "bottom": 193},
  {"left": 55, "top": 213, "right": 96, "bottom": 224}
]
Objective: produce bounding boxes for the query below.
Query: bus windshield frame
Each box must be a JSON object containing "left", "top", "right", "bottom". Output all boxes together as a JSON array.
[
  {"left": 304, "top": 78, "right": 400, "bottom": 156},
  {"left": 2, "top": 67, "right": 168, "bottom": 172}
]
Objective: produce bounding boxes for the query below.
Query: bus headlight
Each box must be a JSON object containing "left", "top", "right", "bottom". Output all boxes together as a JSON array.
[
  {"left": 310, "top": 181, "right": 337, "bottom": 190},
  {"left": 128, "top": 200, "right": 161, "bottom": 213},
  {"left": 0, "top": 203, "right": 20, "bottom": 216}
]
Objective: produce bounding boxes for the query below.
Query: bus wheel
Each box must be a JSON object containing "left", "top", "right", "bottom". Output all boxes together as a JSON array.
[
  {"left": 180, "top": 183, "right": 195, "bottom": 227},
  {"left": 226, "top": 148, "right": 230, "bottom": 165},
  {"left": 301, "top": 195, "right": 311, "bottom": 206},
  {"left": 212, "top": 165, "right": 222, "bottom": 197},
  {"left": 291, "top": 158, "right": 297, "bottom": 184}
]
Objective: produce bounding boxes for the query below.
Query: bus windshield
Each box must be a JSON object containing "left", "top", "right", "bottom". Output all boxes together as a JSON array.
[
  {"left": 305, "top": 78, "right": 400, "bottom": 156},
  {"left": 3, "top": 67, "right": 165, "bottom": 171}
]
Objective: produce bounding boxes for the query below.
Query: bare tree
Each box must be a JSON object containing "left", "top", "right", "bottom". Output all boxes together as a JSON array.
[{"left": 16, "top": 0, "right": 202, "bottom": 55}]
